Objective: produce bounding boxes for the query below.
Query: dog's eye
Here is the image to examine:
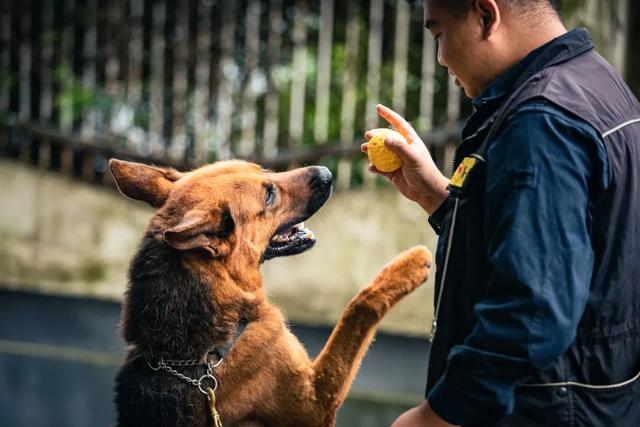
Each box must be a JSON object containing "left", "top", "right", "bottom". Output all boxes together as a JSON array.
[{"left": 265, "top": 183, "right": 277, "bottom": 207}]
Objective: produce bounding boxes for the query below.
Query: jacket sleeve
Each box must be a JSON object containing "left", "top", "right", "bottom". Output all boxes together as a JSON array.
[
  {"left": 427, "top": 104, "right": 609, "bottom": 425},
  {"left": 428, "top": 196, "right": 453, "bottom": 235}
]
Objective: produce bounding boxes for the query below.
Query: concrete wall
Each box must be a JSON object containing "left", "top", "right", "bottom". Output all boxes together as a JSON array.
[{"left": 0, "top": 160, "right": 437, "bottom": 336}]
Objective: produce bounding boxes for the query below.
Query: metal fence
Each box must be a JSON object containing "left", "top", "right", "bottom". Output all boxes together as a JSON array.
[{"left": 0, "top": 0, "right": 464, "bottom": 189}]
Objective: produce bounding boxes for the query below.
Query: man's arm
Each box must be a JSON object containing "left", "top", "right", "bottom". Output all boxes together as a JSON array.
[
  {"left": 391, "top": 401, "right": 457, "bottom": 427},
  {"left": 426, "top": 104, "right": 609, "bottom": 425}
]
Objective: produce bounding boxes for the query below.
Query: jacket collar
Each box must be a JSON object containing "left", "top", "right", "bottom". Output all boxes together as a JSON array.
[
  {"left": 461, "top": 28, "right": 594, "bottom": 141},
  {"left": 473, "top": 28, "right": 594, "bottom": 109}
]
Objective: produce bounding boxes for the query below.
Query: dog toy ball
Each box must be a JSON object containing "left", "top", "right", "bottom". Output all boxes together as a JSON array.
[{"left": 367, "top": 129, "right": 407, "bottom": 173}]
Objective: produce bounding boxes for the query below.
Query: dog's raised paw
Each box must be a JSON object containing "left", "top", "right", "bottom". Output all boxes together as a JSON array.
[
  {"left": 404, "top": 245, "right": 432, "bottom": 269},
  {"left": 378, "top": 245, "right": 432, "bottom": 291},
  {"left": 400, "top": 245, "right": 432, "bottom": 284}
]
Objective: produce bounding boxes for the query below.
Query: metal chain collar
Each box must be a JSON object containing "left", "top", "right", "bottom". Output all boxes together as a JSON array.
[{"left": 147, "top": 354, "right": 223, "bottom": 395}]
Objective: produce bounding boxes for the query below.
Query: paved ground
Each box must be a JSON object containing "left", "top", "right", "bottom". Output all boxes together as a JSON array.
[{"left": 0, "top": 289, "right": 431, "bottom": 427}]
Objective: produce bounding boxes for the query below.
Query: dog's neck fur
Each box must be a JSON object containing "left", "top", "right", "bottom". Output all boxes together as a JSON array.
[{"left": 122, "top": 233, "right": 262, "bottom": 361}]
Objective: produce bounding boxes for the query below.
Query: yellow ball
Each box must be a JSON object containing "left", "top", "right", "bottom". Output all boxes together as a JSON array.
[{"left": 367, "top": 129, "right": 406, "bottom": 172}]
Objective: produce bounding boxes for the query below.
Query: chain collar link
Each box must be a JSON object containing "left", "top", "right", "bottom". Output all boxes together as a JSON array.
[{"left": 147, "top": 354, "right": 223, "bottom": 395}]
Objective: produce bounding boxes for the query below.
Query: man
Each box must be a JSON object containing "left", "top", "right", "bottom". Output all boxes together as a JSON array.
[{"left": 362, "top": 0, "right": 640, "bottom": 425}]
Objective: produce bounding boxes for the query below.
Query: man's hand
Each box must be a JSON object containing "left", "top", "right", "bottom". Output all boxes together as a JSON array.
[
  {"left": 362, "top": 104, "right": 449, "bottom": 215},
  {"left": 391, "top": 401, "right": 458, "bottom": 427}
]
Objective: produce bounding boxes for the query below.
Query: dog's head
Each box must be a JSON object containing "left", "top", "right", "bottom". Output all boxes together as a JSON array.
[{"left": 109, "top": 159, "right": 332, "bottom": 264}]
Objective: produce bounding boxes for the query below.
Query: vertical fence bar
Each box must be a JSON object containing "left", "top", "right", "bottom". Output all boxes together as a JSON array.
[
  {"left": 29, "top": 3, "right": 41, "bottom": 123},
  {"left": 239, "top": 0, "right": 262, "bottom": 158},
  {"left": 8, "top": 0, "right": 20, "bottom": 120},
  {"left": 392, "top": 0, "right": 410, "bottom": 116},
  {"left": 162, "top": 0, "right": 176, "bottom": 150},
  {"left": 446, "top": 76, "right": 460, "bottom": 125},
  {"left": 1, "top": 1, "right": 10, "bottom": 118},
  {"left": 8, "top": 0, "right": 21, "bottom": 159},
  {"left": 71, "top": 0, "right": 86, "bottom": 135},
  {"left": 19, "top": 0, "right": 31, "bottom": 128},
  {"left": 193, "top": 0, "right": 211, "bottom": 164},
  {"left": 15, "top": 1, "right": 30, "bottom": 162},
  {"left": 30, "top": 1, "right": 44, "bottom": 166},
  {"left": 40, "top": 1, "right": 54, "bottom": 124},
  {"left": 76, "top": 0, "right": 93, "bottom": 180},
  {"left": 118, "top": 0, "right": 130, "bottom": 98},
  {"left": 418, "top": 34, "right": 436, "bottom": 135},
  {"left": 94, "top": 0, "right": 106, "bottom": 132},
  {"left": 214, "top": 1, "right": 235, "bottom": 160},
  {"left": 94, "top": 0, "right": 109, "bottom": 183},
  {"left": 58, "top": 0, "right": 75, "bottom": 172},
  {"left": 337, "top": 1, "right": 360, "bottom": 190},
  {"left": 61, "top": 0, "right": 75, "bottom": 132},
  {"left": 363, "top": 0, "right": 384, "bottom": 187},
  {"left": 50, "top": 0, "right": 63, "bottom": 133},
  {"left": 105, "top": 0, "right": 130, "bottom": 165},
  {"left": 127, "top": 0, "right": 143, "bottom": 126},
  {"left": 185, "top": 0, "right": 199, "bottom": 165},
  {"left": 140, "top": 0, "right": 153, "bottom": 135},
  {"left": 263, "top": 0, "right": 283, "bottom": 160},
  {"left": 288, "top": 0, "right": 308, "bottom": 149},
  {"left": 365, "top": 0, "right": 383, "bottom": 130},
  {"left": 149, "top": 1, "right": 166, "bottom": 155},
  {"left": 169, "top": 0, "right": 189, "bottom": 162},
  {"left": 313, "top": 0, "right": 334, "bottom": 145},
  {"left": 98, "top": 0, "right": 115, "bottom": 137},
  {"left": 81, "top": 0, "right": 97, "bottom": 140},
  {"left": 110, "top": 0, "right": 130, "bottom": 181}
]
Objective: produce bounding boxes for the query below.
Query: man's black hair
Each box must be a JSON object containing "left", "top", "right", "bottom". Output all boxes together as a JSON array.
[{"left": 436, "top": 0, "right": 561, "bottom": 18}]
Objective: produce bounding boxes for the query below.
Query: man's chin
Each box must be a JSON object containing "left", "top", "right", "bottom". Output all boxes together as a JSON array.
[{"left": 464, "top": 86, "right": 479, "bottom": 100}]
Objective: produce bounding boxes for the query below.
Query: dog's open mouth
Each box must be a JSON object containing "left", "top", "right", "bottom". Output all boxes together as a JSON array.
[{"left": 263, "top": 221, "right": 316, "bottom": 260}]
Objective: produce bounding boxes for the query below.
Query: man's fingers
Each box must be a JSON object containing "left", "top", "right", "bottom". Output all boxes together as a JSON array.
[
  {"left": 365, "top": 128, "right": 392, "bottom": 141},
  {"left": 376, "top": 104, "right": 420, "bottom": 142},
  {"left": 384, "top": 136, "right": 420, "bottom": 164},
  {"left": 368, "top": 163, "right": 394, "bottom": 180},
  {"left": 361, "top": 143, "right": 368, "bottom": 153}
]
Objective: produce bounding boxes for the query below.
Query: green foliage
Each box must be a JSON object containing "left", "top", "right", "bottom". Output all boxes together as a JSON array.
[{"left": 560, "top": 0, "right": 587, "bottom": 17}]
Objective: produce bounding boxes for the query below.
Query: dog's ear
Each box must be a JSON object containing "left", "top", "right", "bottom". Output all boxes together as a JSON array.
[
  {"left": 163, "top": 206, "right": 236, "bottom": 257},
  {"left": 109, "top": 159, "right": 182, "bottom": 208}
]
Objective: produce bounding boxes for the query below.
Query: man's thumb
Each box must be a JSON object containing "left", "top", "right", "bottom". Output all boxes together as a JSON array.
[{"left": 384, "top": 137, "right": 414, "bottom": 160}]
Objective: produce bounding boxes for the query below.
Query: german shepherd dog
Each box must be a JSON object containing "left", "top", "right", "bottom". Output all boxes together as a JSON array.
[{"left": 110, "top": 159, "right": 431, "bottom": 427}]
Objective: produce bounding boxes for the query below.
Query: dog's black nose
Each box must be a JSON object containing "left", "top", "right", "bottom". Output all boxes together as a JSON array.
[
  {"left": 309, "top": 166, "right": 333, "bottom": 191},
  {"left": 306, "top": 166, "right": 333, "bottom": 216}
]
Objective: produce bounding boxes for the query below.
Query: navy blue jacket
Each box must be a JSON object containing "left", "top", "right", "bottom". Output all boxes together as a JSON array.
[{"left": 425, "top": 29, "right": 640, "bottom": 426}]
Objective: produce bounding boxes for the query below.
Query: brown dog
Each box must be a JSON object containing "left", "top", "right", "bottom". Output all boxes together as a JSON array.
[{"left": 110, "top": 159, "right": 431, "bottom": 427}]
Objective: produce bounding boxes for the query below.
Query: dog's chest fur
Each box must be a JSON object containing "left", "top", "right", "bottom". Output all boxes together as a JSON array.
[{"left": 115, "top": 236, "right": 251, "bottom": 427}]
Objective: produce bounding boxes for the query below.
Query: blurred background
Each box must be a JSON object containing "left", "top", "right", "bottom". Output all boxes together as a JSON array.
[{"left": 0, "top": 0, "right": 638, "bottom": 426}]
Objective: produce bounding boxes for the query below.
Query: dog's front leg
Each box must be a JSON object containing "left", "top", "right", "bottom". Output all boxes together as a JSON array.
[{"left": 311, "top": 245, "right": 431, "bottom": 415}]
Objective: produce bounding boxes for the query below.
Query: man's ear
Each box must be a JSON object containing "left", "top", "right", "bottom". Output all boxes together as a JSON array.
[
  {"left": 163, "top": 206, "right": 236, "bottom": 258},
  {"left": 109, "top": 159, "right": 183, "bottom": 208},
  {"left": 476, "top": 0, "right": 500, "bottom": 38}
]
